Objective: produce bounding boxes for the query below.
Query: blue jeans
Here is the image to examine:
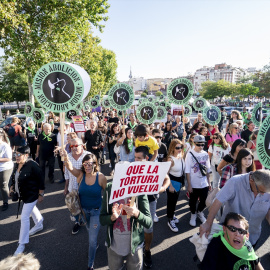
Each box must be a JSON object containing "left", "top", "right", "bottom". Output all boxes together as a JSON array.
[{"left": 82, "top": 208, "right": 101, "bottom": 268}]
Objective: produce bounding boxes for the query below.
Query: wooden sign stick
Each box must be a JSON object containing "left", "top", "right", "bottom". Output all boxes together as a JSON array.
[
  {"left": 60, "top": 112, "right": 65, "bottom": 161},
  {"left": 182, "top": 105, "right": 185, "bottom": 132}
]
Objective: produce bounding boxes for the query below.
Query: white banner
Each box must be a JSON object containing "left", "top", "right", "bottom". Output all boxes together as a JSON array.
[{"left": 109, "top": 161, "right": 171, "bottom": 204}]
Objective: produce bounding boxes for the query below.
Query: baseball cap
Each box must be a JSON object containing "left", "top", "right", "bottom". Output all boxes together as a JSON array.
[{"left": 193, "top": 135, "right": 206, "bottom": 143}]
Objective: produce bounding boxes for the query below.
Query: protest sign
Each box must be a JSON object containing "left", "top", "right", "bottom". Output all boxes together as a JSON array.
[
  {"left": 167, "top": 78, "right": 193, "bottom": 105},
  {"left": 72, "top": 115, "right": 86, "bottom": 132},
  {"left": 90, "top": 98, "right": 99, "bottom": 109},
  {"left": 156, "top": 106, "right": 167, "bottom": 120},
  {"left": 24, "top": 102, "right": 34, "bottom": 117},
  {"left": 257, "top": 115, "right": 270, "bottom": 169},
  {"left": 136, "top": 101, "right": 157, "bottom": 124},
  {"left": 148, "top": 97, "right": 153, "bottom": 103},
  {"left": 65, "top": 109, "right": 79, "bottom": 122},
  {"left": 159, "top": 94, "right": 164, "bottom": 100},
  {"left": 94, "top": 95, "right": 100, "bottom": 100},
  {"left": 193, "top": 97, "right": 208, "bottom": 111},
  {"left": 33, "top": 62, "right": 90, "bottom": 112},
  {"left": 108, "top": 83, "right": 134, "bottom": 111},
  {"left": 184, "top": 104, "right": 192, "bottom": 117},
  {"left": 154, "top": 100, "right": 160, "bottom": 107},
  {"left": 84, "top": 102, "right": 91, "bottom": 112},
  {"left": 102, "top": 98, "right": 111, "bottom": 108},
  {"left": 251, "top": 102, "right": 262, "bottom": 127},
  {"left": 159, "top": 101, "right": 166, "bottom": 107},
  {"left": 109, "top": 161, "right": 171, "bottom": 204},
  {"left": 202, "top": 105, "right": 221, "bottom": 125},
  {"left": 165, "top": 102, "right": 172, "bottom": 112},
  {"left": 32, "top": 108, "right": 45, "bottom": 123}
]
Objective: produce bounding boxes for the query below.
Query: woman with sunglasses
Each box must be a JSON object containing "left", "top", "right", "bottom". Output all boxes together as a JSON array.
[
  {"left": 166, "top": 139, "right": 185, "bottom": 232},
  {"left": 0, "top": 129, "right": 13, "bottom": 211},
  {"left": 208, "top": 133, "right": 230, "bottom": 188},
  {"left": 225, "top": 110, "right": 242, "bottom": 133},
  {"left": 9, "top": 146, "right": 45, "bottom": 255},
  {"left": 116, "top": 127, "right": 135, "bottom": 162},
  {"left": 225, "top": 123, "right": 241, "bottom": 147},
  {"left": 63, "top": 152, "right": 107, "bottom": 270},
  {"left": 217, "top": 139, "right": 246, "bottom": 175},
  {"left": 220, "top": 148, "right": 255, "bottom": 188}
]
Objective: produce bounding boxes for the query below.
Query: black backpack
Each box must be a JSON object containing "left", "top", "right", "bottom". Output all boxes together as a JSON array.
[{"left": 7, "top": 124, "right": 16, "bottom": 137}]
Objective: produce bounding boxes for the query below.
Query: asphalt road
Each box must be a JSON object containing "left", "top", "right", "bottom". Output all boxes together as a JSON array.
[{"left": 0, "top": 114, "right": 270, "bottom": 270}]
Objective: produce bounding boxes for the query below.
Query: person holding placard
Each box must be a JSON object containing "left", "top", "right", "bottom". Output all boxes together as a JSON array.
[{"left": 116, "top": 127, "right": 135, "bottom": 162}]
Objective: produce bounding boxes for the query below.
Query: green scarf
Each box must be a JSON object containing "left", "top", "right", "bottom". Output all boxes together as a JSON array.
[
  {"left": 27, "top": 127, "right": 35, "bottom": 134},
  {"left": 214, "top": 143, "right": 222, "bottom": 147},
  {"left": 129, "top": 122, "right": 137, "bottom": 130},
  {"left": 127, "top": 138, "right": 133, "bottom": 152},
  {"left": 213, "top": 231, "right": 258, "bottom": 261},
  {"left": 42, "top": 131, "right": 52, "bottom": 141}
]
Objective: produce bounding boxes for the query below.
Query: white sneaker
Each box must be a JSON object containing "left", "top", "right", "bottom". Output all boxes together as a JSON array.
[
  {"left": 29, "top": 222, "right": 43, "bottom": 236},
  {"left": 109, "top": 164, "right": 111, "bottom": 168},
  {"left": 168, "top": 219, "right": 178, "bottom": 232},
  {"left": 154, "top": 213, "right": 159, "bottom": 223},
  {"left": 197, "top": 211, "right": 206, "bottom": 224},
  {"left": 14, "top": 244, "right": 25, "bottom": 255},
  {"left": 70, "top": 215, "right": 76, "bottom": 222},
  {"left": 173, "top": 215, "right": 179, "bottom": 224},
  {"left": 189, "top": 213, "right": 197, "bottom": 227}
]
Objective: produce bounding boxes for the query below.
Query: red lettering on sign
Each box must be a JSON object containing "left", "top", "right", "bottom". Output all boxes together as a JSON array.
[
  {"left": 152, "top": 175, "right": 159, "bottom": 183},
  {"left": 152, "top": 165, "right": 159, "bottom": 174},
  {"left": 146, "top": 175, "right": 153, "bottom": 183}
]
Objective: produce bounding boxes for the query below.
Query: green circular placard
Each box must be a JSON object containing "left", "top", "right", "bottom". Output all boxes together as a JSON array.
[
  {"left": 154, "top": 100, "right": 160, "bottom": 107},
  {"left": 156, "top": 106, "right": 166, "bottom": 120},
  {"left": 251, "top": 102, "right": 262, "bottom": 127},
  {"left": 102, "top": 98, "right": 111, "bottom": 108},
  {"left": 183, "top": 105, "right": 192, "bottom": 117},
  {"left": 202, "top": 105, "right": 221, "bottom": 126},
  {"left": 94, "top": 95, "right": 100, "bottom": 100},
  {"left": 33, "top": 62, "right": 89, "bottom": 112},
  {"left": 65, "top": 109, "right": 79, "bottom": 122},
  {"left": 84, "top": 102, "right": 91, "bottom": 112},
  {"left": 167, "top": 78, "right": 193, "bottom": 105},
  {"left": 165, "top": 102, "right": 171, "bottom": 112},
  {"left": 90, "top": 98, "right": 99, "bottom": 108},
  {"left": 159, "top": 94, "right": 164, "bottom": 100},
  {"left": 257, "top": 114, "right": 270, "bottom": 169},
  {"left": 108, "top": 83, "right": 134, "bottom": 111},
  {"left": 159, "top": 100, "right": 166, "bottom": 107},
  {"left": 76, "top": 103, "right": 83, "bottom": 111},
  {"left": 32, "top": 108, "right": 45, "bottom": 123},
  {"left": 148, "top": 97, "right": 153, "bottom": 103},
  {"left": 24, "top": 102, "right": 34, "bottom": 117},
  {"left": 193, "top": 97, "right": 208, "bottom": 111},
  {"left": 136, "top": 102, "right": 157, "bottom": 125}
]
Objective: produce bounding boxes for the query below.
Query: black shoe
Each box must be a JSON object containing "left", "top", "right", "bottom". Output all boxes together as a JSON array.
[
  {"left": 49, "top": 178, "right": 54, "bottom": 183},
  {"left": 144, "top": 250, "right": 152, "bottom": 268},
  {"left": 72, "top": 223, "right": 80, "bottom": 235},
  {"left": 2, "top": 203, "right": 8, "bottom": 211}
]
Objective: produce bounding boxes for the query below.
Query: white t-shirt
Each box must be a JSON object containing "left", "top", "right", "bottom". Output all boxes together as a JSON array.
[
  {"left": 185, "top": 142, "right": 195, "bottom": 156},
  {"left": 57, "top": 133, "right": 67, "bottom": 147},
  {"left": 185, "top": 149, "right": 211, "bottom": 189},
  {"left": 208, "top": 144, "right": 231, "bottom": 165},
  {"left": 0, "top": 142, "right": 13, "bottom": 172}
]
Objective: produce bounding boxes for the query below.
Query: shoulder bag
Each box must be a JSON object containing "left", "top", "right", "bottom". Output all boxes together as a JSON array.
[{"left": 190, "top": 152, "right": 207, "bottom": 177}]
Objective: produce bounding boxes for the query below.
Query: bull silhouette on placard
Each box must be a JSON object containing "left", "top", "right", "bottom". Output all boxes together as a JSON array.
[
  {"left": 116, "top": 91, "right": 127, "bottom": 103},
  {"left": 67, "top": 111, "right": 76, "bottom": 119},
  {"left": 48, "top": 78, "right": 70, "bottom": 99},
  {"left": 143, "top": 108, "right": 152, "bottom": 119},
  {"left": 158, "top": 109, "right": 163, "bottom": 117},
  {"left": 208, "top": 110, "right": 218, "bottom": 120},
  {"left": 196, "top": 101, "right": 204, "bottom": 108},
  {"left": 33, "top": 112, "right": 41, "bottom": 120},
  {"left": 175, "top": 86, "right": 186, "bottom": 99}
]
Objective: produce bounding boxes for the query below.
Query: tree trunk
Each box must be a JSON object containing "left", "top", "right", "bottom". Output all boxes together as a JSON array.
[{"left": 27, "top": 70, "right": 34, "bottom": 105}]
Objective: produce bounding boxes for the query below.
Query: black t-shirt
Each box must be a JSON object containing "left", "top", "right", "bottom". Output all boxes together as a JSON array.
[
  {"left": 241, "top": 129, "right": 252, "bottom": 143},
  {"left": 37, "top": 133, "right": 57, "bottom": 157},
  {"left": 201, "top": 236, "right": 258, "bottom": 270},
  {"left": 84, "top": 129, "right": 103, "bottom": 152},
  {"left": 26, "top": 129, "right": 38, "bottom": 146},
  {"left": 53, "top": 123, "right": 60, "bottom": 135},
  {"left": 157, "top": 143, "right": 167, "bottom": 162},
  {"left": 108, "top": 117, "right": 119, "bottom": 124},
  {"left": 223, "top": 154, "right": 234, "bottom": 163}
]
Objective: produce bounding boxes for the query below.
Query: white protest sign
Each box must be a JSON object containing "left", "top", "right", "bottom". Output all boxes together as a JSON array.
[{"left": 109, "top": 161, "right": 171, "bottom": 204}]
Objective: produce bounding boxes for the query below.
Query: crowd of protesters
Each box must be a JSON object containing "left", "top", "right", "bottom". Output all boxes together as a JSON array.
[{"left": 0, "top": 105, "right": 269, "bottom": 270}]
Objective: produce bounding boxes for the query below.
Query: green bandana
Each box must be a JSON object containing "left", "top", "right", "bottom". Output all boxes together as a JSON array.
[
  {"left": 214, "top": 143, "right": 222, "bottom": 147},
  {"left": 213, "top": 231, "right": 258, "bottom": 261},
  {"left": 129, "top": 122, "right": 137, "bottom": 131},
  {"left": 27, "top": 127, "right": 35, "bottom": 134},
  {"left": 127, "top": 138, "right": 133, "bottom": 152},
  {"left": 42, "top": 131, "right": 52, "bottom": 141}
]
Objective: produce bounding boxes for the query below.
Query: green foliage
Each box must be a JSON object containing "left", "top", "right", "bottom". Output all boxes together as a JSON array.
[
  {"left": 143, "top": 89, "right": 148, "bottom": 95},
  {"left": 155, "top": 91, "right": 162, "bottom": 96},
  {"left": 251, "top": 64, "right": 270, "bottom": 97},
  {"left": 141, "top": 92, "right": 147, "bottom": 98},
  {"left": 237, "top": 83, "right": 259, "bottom": 97},
  {"left": 0, "top": 58, "right": 28, "bottom": 104},
  {"left": 201, "top": 80, "right": 236, "bottom": 99},
  {"left": 0, "top": 0, "right": 113, "bottom": 102}
]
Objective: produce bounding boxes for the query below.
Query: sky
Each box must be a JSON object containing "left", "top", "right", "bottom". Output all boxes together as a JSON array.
[
  {"left": 1, "top": 0, "right": 270, "bottom": 82},
  {"left": 92, "top": 0, "right": 270, "bottom": 81}
]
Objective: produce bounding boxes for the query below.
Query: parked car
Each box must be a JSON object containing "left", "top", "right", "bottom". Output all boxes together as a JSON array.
[{"left": 0, "top": 114, "right": 27, "bottom": 128}]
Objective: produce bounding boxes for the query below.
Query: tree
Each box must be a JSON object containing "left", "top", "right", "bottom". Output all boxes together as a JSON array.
[
  {"left": 201, "top": 80, "right": 236, "bottom": 99},
  {"left": 251, "top": 64, "right": 270, "bottom": 97},
  {"left": 0, "top": 58, "right": 28, "bottom": 107},
  {"left": 237, "top": 83, "right": 259, "bottom": 97},
  {"left": 143, "top": 89, "right": 149, "bottom": 95},
  {"left": 155, "top": 91, "right": 162, "bottom": 97},
  {"left": 141, "top": 92, "right": 147, "bottom": 98},
  {"left": 0, "top": 0, "right": 110, "bottom": 103}
]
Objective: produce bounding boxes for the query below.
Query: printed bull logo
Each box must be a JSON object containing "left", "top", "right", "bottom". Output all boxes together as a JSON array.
[
  {"left": 48, "top": 78, "right": 70, "bottom": 99},
  {"left": 172, "top": 84, "right": 188, "bottom": 100},
  {"left": 158, "top": 109, "right": 164, "bottom": 117},
  {"left": 185, "top": 108, "right": 190, "bottom": 114},
  {"left": 26, "top": 105, "right": 31, "bottom": 113},
  {"left": 196, "top": 100, "right": 204, "bottom": 108},
  {"left": 116, "top": 91, "right": 127, "bottom": 103},
  {"left": 143, "top": 108, "right": 152, "bottom": 119},
  {"left": 67, "top": 110, "right": 76, "bottom": 119},
  {"left": 207, "top": 109, "right": 218, "bottom": 121},
  {"left": 91, "top": 100, "right": 97, "bottom": 107},
  {"left": 33, "top": 111, "right": 41, "bottom": 120}
]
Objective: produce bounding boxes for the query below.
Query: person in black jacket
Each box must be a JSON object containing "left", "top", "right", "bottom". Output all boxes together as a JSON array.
[
  {"left": 26, "top": 120, "right": 38, "bottom": 160},
  {"left": 9, "top": 146, "right": 45, "bottom": 255}
]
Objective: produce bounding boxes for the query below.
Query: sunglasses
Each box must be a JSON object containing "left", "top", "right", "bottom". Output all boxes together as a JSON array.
[
  {"left": 70, "top": 144, "right": 82, "bottom": 148},
  {"left": 83, "top": 162, "right": 93, "bottom": 167},
  {"left": 155, "top": 136, "right": 162, "bottom": 139},
  {"left": 233, "top": 127, "right": 239, "bottom": 129},
  {"left": 213, "top": 137, "right": 220, "bottom": 139},
  {"left": 226, "top": 225, "right": 248, "bottom": 235},
  {"left": 175, "top": 146, "right": 183, "bottom": 150},
  {"left": 15, "top": 153, "right": 24, "bottom": 157},
  {"left": 195, "top": 143, "right": 205, "bottom": 147}
]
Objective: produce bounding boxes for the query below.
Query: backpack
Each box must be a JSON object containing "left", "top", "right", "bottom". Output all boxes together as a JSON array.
[{"left": 7, "top": 124, "right": 17, "bottom": 137}]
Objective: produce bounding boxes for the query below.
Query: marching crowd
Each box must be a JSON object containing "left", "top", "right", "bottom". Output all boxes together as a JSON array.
[{"left": 0, "top": 106, "right": 269, "bottom": 270}]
